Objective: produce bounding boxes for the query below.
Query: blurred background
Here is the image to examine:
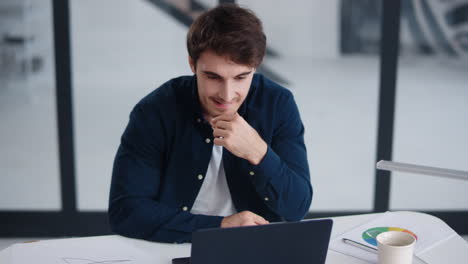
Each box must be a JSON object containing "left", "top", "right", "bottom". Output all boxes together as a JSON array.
[{"left": 1, "top": 0, "right": 467, "bottom": 245}]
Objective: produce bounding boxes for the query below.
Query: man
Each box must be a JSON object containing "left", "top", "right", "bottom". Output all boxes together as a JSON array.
[{"left": 109, "top": 4, "right": 312, "bottom": 243}]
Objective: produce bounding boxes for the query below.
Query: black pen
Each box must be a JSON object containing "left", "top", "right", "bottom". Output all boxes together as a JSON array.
[{"left": 342, "top": 238, "right": 378, "bottom": 254}]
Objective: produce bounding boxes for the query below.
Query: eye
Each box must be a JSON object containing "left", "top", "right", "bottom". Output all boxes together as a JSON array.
[
  {"left": 207, "top": 75, "right": 220, "bottom": 80},
  {"left": 236, "top": 76, "right": 246, "bottom": 80}
]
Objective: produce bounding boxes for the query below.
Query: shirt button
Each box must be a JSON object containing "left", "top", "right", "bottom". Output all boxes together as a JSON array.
[
  {"left": 197, "top": 118, "right": 201, "bottom": 123},
  {"left": 264, "top": 197, "right": 269, "bottom": 201},
  {"left": 182, "top": 206, "right": 188, "bottom": 211},
  {"left": 205, "top": 138, "right": 211, "bottom": 144},
  {"left": 249, "top": 171, "right": 255, "bottom": 176},
  {"left": 197, "top": 174, "right": 204, "bottom": 180}
]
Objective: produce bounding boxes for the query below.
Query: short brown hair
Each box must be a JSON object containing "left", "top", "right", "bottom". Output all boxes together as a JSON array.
[{"left": 187, "top": 4, "right": 266, "bottom": 68}]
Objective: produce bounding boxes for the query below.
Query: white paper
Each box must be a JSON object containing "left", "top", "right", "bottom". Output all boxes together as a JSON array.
[
  {"left": 10, "top": 235, "right": 191, "bottom": 264},
  {"left": 329, "top": 211, "right": 456, "bottom": 263},
  {"left": 0, "top": 246, "right": 12, "bottom": 263},
  {"left": 418, "top": 235, "right": 468, "bottom": 264}
]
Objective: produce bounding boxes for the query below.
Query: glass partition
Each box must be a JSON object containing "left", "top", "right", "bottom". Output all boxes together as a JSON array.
[
  {"left": 390, "top": 0, "right": 468, "bottom": 210},
  {"left": 71, "top": 0, "right": 192, "bottom": 210},
  {"left": 72, "top": 0, "right": 383, "bottom": 212},
  {"left": 240, "top": 0, "right": 381, "bottom": 211},
  {"left": 0, "top": 0, "right": 61, "bottom": 210}
]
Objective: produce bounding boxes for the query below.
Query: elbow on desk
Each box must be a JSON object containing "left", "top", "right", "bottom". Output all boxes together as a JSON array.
[
  {"left": 108, "top": 202, "right": 145, "bottom": 240},
  {"left": 108, "top": 205, "right": 130, "bottom": 238},
  {"left": 279, "top": 183, "right": 313, "bottom": 222},
  {"left": 108, "top": 202, "right": 184, "bottom": 243},
  {"left": 108, "top": 206, "right": 191, "bottom": 243}
]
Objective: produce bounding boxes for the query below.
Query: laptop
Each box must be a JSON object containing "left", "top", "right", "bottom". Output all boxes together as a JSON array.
[{"left": 172, "top": 219, "right": 333, "bottom": 264}]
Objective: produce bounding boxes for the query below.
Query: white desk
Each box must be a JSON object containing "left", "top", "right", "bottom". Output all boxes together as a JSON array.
[{"left": 1, "top": 211, "right": 467, "bottom": 263}]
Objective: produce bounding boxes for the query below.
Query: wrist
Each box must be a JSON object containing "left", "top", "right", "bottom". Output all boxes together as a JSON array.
[{"left": 247, "top": 140, "right": 267, "bottom": 165}]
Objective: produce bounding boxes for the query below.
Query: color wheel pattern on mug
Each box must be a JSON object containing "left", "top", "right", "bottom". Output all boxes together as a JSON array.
[{"left": 362, "top": 227, "right": 418, "bottom": 246}]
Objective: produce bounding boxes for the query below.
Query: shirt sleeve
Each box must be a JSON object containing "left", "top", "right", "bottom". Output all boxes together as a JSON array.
[
  {"left": 108, "top": 104, "right": 223, "bottom": 243},
  {"left": 247, "top": 93, "right": 312, "bottom": 221}
]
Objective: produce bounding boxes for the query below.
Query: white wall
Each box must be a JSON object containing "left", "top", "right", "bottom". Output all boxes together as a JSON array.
[{"left": 239, "top": 0, "right": 340, "bottom": 59}]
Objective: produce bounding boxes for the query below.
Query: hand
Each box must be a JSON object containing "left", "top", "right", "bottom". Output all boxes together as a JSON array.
[
  {"left": 210, "top": 113, "right": 267, "bottom": 165},
  {"left": 221, "top": 211, "right": 269, "bottom": 228}
]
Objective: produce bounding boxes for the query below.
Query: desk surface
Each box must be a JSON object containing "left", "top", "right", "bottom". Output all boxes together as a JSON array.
[{"left": 1, "top": 211, "right": 467, "bottom": 264}]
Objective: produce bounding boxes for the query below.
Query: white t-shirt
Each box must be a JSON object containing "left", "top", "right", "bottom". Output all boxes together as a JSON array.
[{"left": 190, "top": 145, "right": 237, "bottom": 217}]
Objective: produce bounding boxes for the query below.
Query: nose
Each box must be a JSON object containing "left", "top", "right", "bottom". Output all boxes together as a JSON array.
[{"left": 218, "top": 81, "right": 235, "bottom": 102}]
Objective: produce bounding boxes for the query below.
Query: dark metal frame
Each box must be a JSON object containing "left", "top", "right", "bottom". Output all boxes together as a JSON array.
[
  {"left": 373, "top": 0, "right": 401, "bottom": 213},
  {"left": 1, "top": 0, "right": 467, "bottom": 238},
  {"left": 54, "top": 0, "right": 76, "bottom": 217}
]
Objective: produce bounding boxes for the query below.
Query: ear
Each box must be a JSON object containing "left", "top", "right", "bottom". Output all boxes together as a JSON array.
[{"left": 188, "top": 56, "right": 196, "bottom": 74}]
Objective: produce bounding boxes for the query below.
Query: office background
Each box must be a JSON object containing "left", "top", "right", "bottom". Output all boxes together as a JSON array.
[{"left": 1, "top": 0, "right": 467, "bottom": 240}]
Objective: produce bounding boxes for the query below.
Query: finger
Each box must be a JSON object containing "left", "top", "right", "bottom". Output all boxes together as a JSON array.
[
  {"left": 212, "top": 113, "right": 237, "bottom": 124},
  {"left": 254, "top": 219, "right": 269, "bottom": 225},
  {"left": 213, "top": 128, "right": 228, "bottom": 138},
  {"left": 241, "top": 220, "right": 257, "bottom": 227},
  {"left": 213, "top": 137, "right": 224, "bottom": 146},
  {"left": 254, "top": 215, "right": 269, "bottom": 225},
  {"left": 209, "top": 117, "right": 217, "bottom": 127},
  {"left": 213, "top": 120, "right": 232, "bottom": 130}
]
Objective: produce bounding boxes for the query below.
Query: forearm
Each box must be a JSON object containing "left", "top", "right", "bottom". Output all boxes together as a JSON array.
[
  {"left": 247, "top": 146, "right": 312, "bottom": 221},
  {"left": 109, "top": 143, "right": 224, "bottom": 243},
  {"left": 108, "top": 197, "right": 223, "bottom": 243}
]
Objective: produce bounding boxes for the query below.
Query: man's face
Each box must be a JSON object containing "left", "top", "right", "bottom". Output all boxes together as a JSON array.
[{"left": 189, "top": 50, "right": 255, "bottom": 120}]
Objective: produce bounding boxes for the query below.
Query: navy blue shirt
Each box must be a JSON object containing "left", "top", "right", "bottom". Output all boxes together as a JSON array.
[{"left": 109, "top": 74, "right": 312, "bottom": 243}]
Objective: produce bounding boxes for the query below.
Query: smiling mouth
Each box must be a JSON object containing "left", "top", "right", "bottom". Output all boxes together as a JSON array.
[{"left": 212, "top": 98, "right": 232, "bottom": 109}]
